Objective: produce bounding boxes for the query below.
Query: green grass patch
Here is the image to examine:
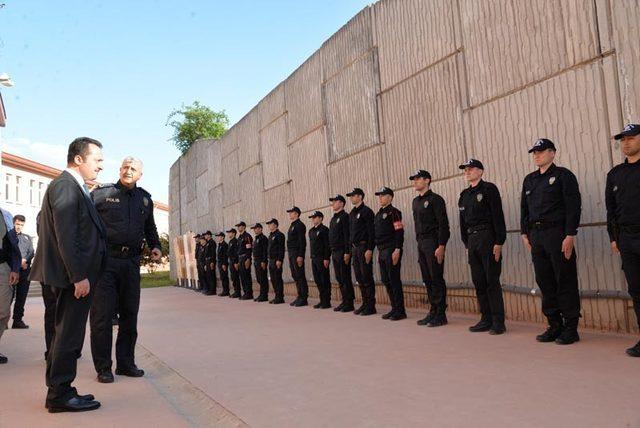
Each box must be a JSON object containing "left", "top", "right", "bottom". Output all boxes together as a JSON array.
[{"left": 140, "top": 271, "right": 174, "bottom": 289}]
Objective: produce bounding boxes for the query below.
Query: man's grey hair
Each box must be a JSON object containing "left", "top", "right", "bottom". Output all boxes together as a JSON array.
[{"left": 121, "top": 156, "right": 144, "bottom": 171}]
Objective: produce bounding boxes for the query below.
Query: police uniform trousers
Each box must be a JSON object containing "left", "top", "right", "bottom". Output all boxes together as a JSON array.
[
  {"left": 197, "top": 262, "right": 206, "bottom": 291},
  {"left": 417, "top": 237, "right": 447, "bottom": 314},
  {"left": 379, "top": 247, "right": 405, "bottom": 316},
  {"left": 331, "top": 248, "right": 354, "bottom": 306},
  {"left": 90, "top": 256, "right": 141, "bottom": 373},
  {"left": 529, "top": 226, "right": 580, "bottom": 320},
  {"left": 254, "top": 260, "right": 269, "bottom": 299},
  {"left": 239, "top": 255, "right": 253, "bottom": 298},
  {"left": 41, "top": 282, "right": 56, "bottom": 358},
  {"left": 11, "top": 268, "right": 31, "bottom": 322},
  {"left": 288, "top": 255, "right": 308, "bottom": 301},
  {"left": 311, "top": 257, "right": 331, "bottom": 306},
  {"left": 204, "top": 261, "right": 217, "bottom": 295},
  {"left": 230, "top": 263, "right": 241, "bottom": 296},
  {"left": 467, "top": 230, "right": 505, "bottom": 323},
  {"left": 218, "top": 263, "right": 230, "bottom": 294},
  {"left": 352, "top": 244, "right": 375, "bottom": 310},
  {"left": 619, "top": 229, "right": 640, "bottom": 328},
  {"left": 268, "top": 259, "right": 284, "bottom": 301}
]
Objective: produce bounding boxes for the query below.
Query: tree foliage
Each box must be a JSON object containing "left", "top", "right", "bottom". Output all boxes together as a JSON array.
[
  {"left": 140, "top": 233, "right": 170, "bottom": 273},
  {"left": 166, "top": 101, "right": 229, "bottom": 154}
]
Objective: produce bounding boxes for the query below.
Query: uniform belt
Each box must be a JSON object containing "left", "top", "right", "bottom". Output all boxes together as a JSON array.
[
  {"left": 352, "top": 241, "right": 368, "bottom": 248},
  {"left": 108, "top": 245, "right": 141, "bottom": 258},
  {"left": 529, "top": 221, "right": 562, "bottom": 230},
  {"left": 467, "top": 225, "right": 490, "bottom": 234},
  {"left": 620, "top": 224, "right": 640, "bottom": 233}
]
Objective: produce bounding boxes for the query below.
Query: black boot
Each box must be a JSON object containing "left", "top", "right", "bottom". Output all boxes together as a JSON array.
[
  {"left": 626, "top": 340, "right": 640, "bottom": 357},
  {"left": 333, "top": 302, "right": 345, "bottom": 312},
  {"left": 381, "top": 310, "right": 395, "bottom": 320},
  {"left": 555, "top": 317, "right": 580, "bottom": 345},
  {"left": 489, "top": 317, "right": 506, "bottom": 335},
  {"left": 469, "top": 317, "right": 492, "bottom": 332},
  {"left": 427, "top": 312, "right": 447, "bottom": 327},
  {"left": 354, "top": 303, "right": 365, "bottom": 315},
  {"left": 417, "top": 310, "right": 436, "bottom": 326},
  {"left": 536, "top": 315, "right": 564, "bottom": 342}
]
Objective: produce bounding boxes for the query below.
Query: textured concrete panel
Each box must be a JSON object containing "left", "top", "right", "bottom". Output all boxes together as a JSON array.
[
  {"left": 195, "top": 171, "right": 209, "bottom": 220},
  {"left": 223, "top": 201, "right": 243, "bottom": 232},
  {"left": 258, "top": 84, "right": 286, "bottom": 130},
  {"left": 468, "top": 61, "right": 611, "bottom": 231},
  {"left": 284, "top": 52, "right": 323, "bottom": 144},
  {"left": 288, "top": 127, "right": 330, "bottom": 213},
  {"left": 238, "top": 163, "right": 265, "bottom": 225},
  {"left": 184, "top": 147, "right": 197, "bottom": 203},
  {"left": 261, "top": 115, "right": 289, "bottom": 190},
  {"left": 381, "top": 56, "right": 465, "bottom": 188},
  {"left": 208, "top": 139, "right": 222, "bottom": 189},
  {"left": 236, "top": 110, "right": 260, "bottom": 172},
  {"left": 208, "top": 185, "right": 224, "bottom": 233},
  {"left": 324, "top": 52, "right": 380, "bottom": 162},
  {"left": 195, "top": 138, "right": 211, "bottom": 178},
  {"left": 610, "top": 0, "right": 640, "bottom": 121},
  {"left": 373, "top": 0, "right": 457, "bottom": 90},
  {"left": 220, "top": 126, "right": 237, "bottom": 158},
  {"left": 222, "top": 150, "right": 240, "bottom": 207},
  {"left": 328, "top": 145, "right": 385, "bottom": 211},
  {"left": 263, "top": 182, "right": 293, "bottom": 231}
]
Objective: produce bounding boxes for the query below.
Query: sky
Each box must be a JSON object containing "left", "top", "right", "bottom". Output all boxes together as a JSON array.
[{"left": 0, "top": 0, "right": 372, "bottom": 203}]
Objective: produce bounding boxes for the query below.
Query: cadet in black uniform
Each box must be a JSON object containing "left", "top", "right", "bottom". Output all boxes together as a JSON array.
[
  {"left": 329, "top": 194, "right": 355, "bottom": 312},
  {"left": 373, "top": 187, "right": 406, "bottom": 320},
  {"left": 215, "top": 232, "right": 230, "bottom": 296},
  {"left": 607, "top": 124, "right": 640, "bottom": 357},
  {"left": 236, "top": 222, "right": 254, "bottom": 300},
  {"left": 195, "top": 234, "right": 206, "bottom": 291},
  {"left": 347, "top": 188, "right": 376, "bottom": 316},
  {"left": 226, "top": 228, "right": 241, "bottom": 298},
  {"left": 251, "top": 223, "right": 269, "bottom": 302},
  {"left": 286, "top": 207, "right": 308, "bottom": 307},
  {"left": 458, "top": 160, "right": 507, "bottom": 335},
  {"left": 90, "top": 157, "right": 162, "bottom": 382},
  {"left": 521, "top": 139, "right": 582, "bottom": 345},
  {"left": 203, "top": 231, "right": 217, "bottom": 295},
  {"left": 410, "top": 170, "right": 450, "bottom": 327},
  {"left": 266, "top": 218, "right": 286, "bottom": 304},
  {"left": 309, "top": 211, "right": 332, "bottom": 309}
]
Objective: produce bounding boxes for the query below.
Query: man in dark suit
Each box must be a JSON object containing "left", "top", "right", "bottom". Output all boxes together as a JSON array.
[{"left": 30, "top": 137, "right": 107, "bottom": 413}]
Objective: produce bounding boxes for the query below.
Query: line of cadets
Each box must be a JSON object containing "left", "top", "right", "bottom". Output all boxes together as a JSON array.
[{"left": 194, "top": 124, "right": 640, "bottom": 358}]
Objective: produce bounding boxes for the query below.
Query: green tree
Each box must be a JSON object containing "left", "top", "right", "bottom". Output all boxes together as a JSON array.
[
  {"left": 140, "top": 233, "right": 171, "bottom": 273},
  {"left": 166, "top": 101, "right": 229, "bottom": 154}
]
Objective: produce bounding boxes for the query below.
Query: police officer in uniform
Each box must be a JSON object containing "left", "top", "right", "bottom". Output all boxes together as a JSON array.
[
  {"left": 347, "top": 188, "right": 376, "bottom": 316},
  {"left": 216, "top": 232, "right": 230, "bottom": 296},
  {"left": 374, "top": 187, "right": 406, "bottom": 321},
  {"left": 286, "top": 207, "right": 308, "bottom": 307},
  {"left": 90, "top": 157, "right": 162, "bottom": 383},
  {"left": 606, "top": 124, "right": 640, "bottom": 357},
  {"left": 458, "top": 160, "right": 507, "bottom": 334},
  {"left": 266, "top": 218, "right": 286, "bottom": 304},
  {"left": 202, "top": 231, "right": 217, "bottom": 295},
  {"left": 329, "top": 195, "right": 355, "bottom": 312},
  {"left": 309, "top": 211, "right": 332, "bottom": 309},
  {"left": 251, "top": 223, "right": 269, "bottom": 302},
  {"left": 226, "top": 228, "right": 241, "bottom": 298},
  {"left": 236, "top": 222, "right": 254, "bottom": 300},
  {"left": 195, "top": 234, "right": 206, "bottom": 291},
  {"left": 410, "top": 170, "right": 450, "bottom": 327},
  {"left": 521, "top": 139, "right": 582, "bottom": 345}
]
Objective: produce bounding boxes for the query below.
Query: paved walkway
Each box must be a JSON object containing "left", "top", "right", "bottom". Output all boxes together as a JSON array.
[{"left": 1, "top": 286, "right": 638, "bottom": 427}]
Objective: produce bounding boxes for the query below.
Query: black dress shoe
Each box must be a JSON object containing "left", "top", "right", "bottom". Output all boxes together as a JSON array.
[
  {"left": 46, "top": 393, "right": 96, "bottom": 407},
  {"left": 341, "top": 305, "right": 354, "bottom": 312},
  {"left": 354, "top": 304, "right": 365, "bottom": 315},
  {"left": 489, "top": 322, "right": 506, "bottom": 335},
  {"left": 417, "top": 312, "right": 436, "bottom": 326},
  {"left": 294, "top": 300, "right": 308, "bottom": 307},
  {"left": 290, "top": 298, "right": 300, "bottom": 307},
  {"left": 360, "top": 308, "right": 377, "bottom": 316},
  {"left": 256, "top": 296, "right": 268, "bottom": 302},
  {"left": 0, "top": 353, "right": 7, "bottom": 364},
  {"left": 381, "top": 311, "right": 394, "bottom": 320},
  {"left": 46, "top": 396, "right": 101, "bottom": 413},
  {"left": 115, "top": 366, "right": 145, "bottom": 377},
  {"left": 626, "top": 340, "right": 640, "bottom": 357},
  {"left": 428, "top": 314, "right": 448, "bottom": 328},
  {"left": 319, "top": 303, "right": 332, "bottom": 309},
  {"left": 272, "top": 298, "right": 285, "bottom": 304},
  {"left": 11, "top": 320, "right": 29, "bottom": 329},
  {"left": 469, "top": 319, "right": 492, "bottom": 333},
  {"left": 230, "top": 293, "right": 241, "bottom": 298},
  {"left": 97, "top": 371, "right": 114, "bottom": 383},
  {"left": 313, "top": 303, "right": 322, "bottom": 309},
  {"left": 333, "top": 302, "right": 345, "bottom": 312},
  {"left": 389, "top": 313, "right": 407, "bottom": 321},
  {"left": 220, "top": 292, "right": 230, "bottom": 296}
]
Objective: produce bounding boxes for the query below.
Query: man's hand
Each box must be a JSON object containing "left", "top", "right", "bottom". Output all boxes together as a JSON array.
[
  {"left": 343, "top": 253, "right": 351, "bottom": 264},
  {"left": 210, "top": 262, "right": 215, "bottom": 270},
  {"left": 261, "top": 262, "right": 267, "bottom": 270},
  {"left": 392, "top": 249, "right": 401, "bottom": 266},
  {"left": 222, "top": 264, "right": 227, "bottom": 272},
  {"left": 364, "top": 250, "right": 373, "bottom": 264},
  {"left": 434, "top": 245, "right": 445, "bottom": 265},
  {"left": 151, "top": 248, "right": 162, "bottom": 261},
  {"left": 276, "top": 260, "right": 282, "bottom": 269},
  {"left": 21, "top": 259, "right": 27, "bottom": 270},
  {"left": 521, "top": 234, "right": 532, "bottom": 251},
  {"left": 296, "top": 256, "right": 304, "bottom": 267},
  {"left": 244, "top": 259, "right": 251, "bottom": 269},
  {"left": 323, "top": 260, "right": 329, "bottom": 268},
  {"left": 562, "top": 235, "right": 575, "bottom": 260},
  {"left": 9, "top": 271, "right": 19, "bottom": 286},
  {"left": 611, "top": 241, "right": 620, "bottom": 254},
  {"left": 74, "top": 278, "right": 90, "bottom": 299},
  {"left": 493, "top": 245, "right": 502, "bottom": 262}
]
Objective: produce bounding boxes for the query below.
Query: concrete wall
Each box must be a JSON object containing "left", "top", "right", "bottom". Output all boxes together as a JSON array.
[{"left": 169, "top": 0, "right": 639, "bottom": 333}]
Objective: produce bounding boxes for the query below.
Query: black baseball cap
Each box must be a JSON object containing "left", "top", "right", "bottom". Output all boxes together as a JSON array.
[
  {"left": 409, "top": 169, "right": 432, "bottom": 181},
  {"left": 458, "top": 158, "right": 484, "bottom": 170},
  {"left": 250, "top": 223, "right": 263, "bottom": 229},
  {"left": 265, "top": 218, "right": 279, "bottom": 226},
  {"left": 346, "top": 187, "right": 365, "bottom": 197},
  {"left": 195, "top": 234, "right": 202, "bottom": 239},
  {"left": 375, "top": 186, "right": 394, "bottom": 197},
  {"left": 215, "top": 232, "right": 225, "bottom": 237},
  {"left": 225, "top": 228, "right": 237, "bottom": 234},
  {"left": 329, "top": 194, "right": 346, "bottom": 204},
  {"left": 614, "top": 124, "right": 640, "bottom": 140},
  {"left": 286, "top": 206, "right": 301, "bottom": 215},
  {"left": 308, "top": 211, "right": 324, "bottom": 218},
  {"left": 204, "top": 230, "right": 212, "bottom": 236},
  {"left": 235, "top": 221, "right": 246, "bottom": 227},
  {"left": 528, "top": 138, "right": 556, "bottom": 153}
]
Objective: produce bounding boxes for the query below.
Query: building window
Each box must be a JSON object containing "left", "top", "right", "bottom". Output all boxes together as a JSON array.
[
  {"left": 5, "top": 173, "right": 11, "bottom": 202},
  {"left": 39, "top": 182, "right": 45, "bottom": 205},
  {"left": 15, "top": 176, "right": 21, "bottom": 203},
  {"left": 30, "top": 179, "right": 35, "bottom": 205}
]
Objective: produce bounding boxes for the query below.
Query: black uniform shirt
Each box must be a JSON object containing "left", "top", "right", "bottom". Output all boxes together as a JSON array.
[
  {"left": 606, "top": 159, "right": 640, "bottom": 241},
  {"left": 228, "top": 237, "right": 239, "bottom": 264},
  {"left": 374, "top": 204, "right": 404, "bottom": 250},
  {"left": 309, "top": 223, "right": 331, "bottom": 260},
  {"left": 237, "top": 231, "right": 253, "bottom": 257},
  {"left": 253, "top": 233, "right": 268, "bottom": 263},
  {"left": 268, "top": 230, "right": 286, "bottom": 261},
  {"left": 329, "top": 210, "right": 351, "bottom": 253},
  {"left": 216, "top": 240, "right": 228, "bottom": 265},
  {"left": 203, "top": 238, "right": 216, "bottom": 262},
  {"left": 195, "top": 243, "right": 205, "bottom": 265},
  {"left": 287, "top": 219, "right": 307, "bottom": 258},
  {"left": 349, "top": 203, "right": 375, "bottom": 250},
  {"left": 412, "top": 190, "right": 450, "bottom": 245},
  {"left": 458, "top": 180, "right": 507, "bottom": 247},
  {"left": 520, "top": 164, "right": 581, "bottom": 236}
]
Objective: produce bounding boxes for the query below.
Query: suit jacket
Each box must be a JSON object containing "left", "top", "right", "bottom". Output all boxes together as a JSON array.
[
  {"left": 0, "top": 207, "right": 22, "bottom": 273},
  {"left": 29, "top": 171, "right": 107, "bottom": 288}
]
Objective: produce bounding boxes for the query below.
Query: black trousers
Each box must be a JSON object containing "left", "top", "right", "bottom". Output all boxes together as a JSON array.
[
  {"left": 331, "top": 249, "right": 354, "bottom": 305},
  {"left": 529, "top": 226, "right": 581, "bottom": 320},
  {"left": 197, "top": 264, "right": 206, "bottom": 291},
  {"left": 90, "top": 257, "right": 141, "bottom": 373},
  {"left": 218, "top": 264, "right": 230, "bottom": 294},
  {"left": 205, "top": 262, "right": 217, "bottom": 294},
  {"left": 352, "top": 244, "right": 375, "bottom": 309},
  {"left": 239, "top": 255, "right": 253, "bottom": 298},
  {"left": 289, "top": 255, "right": 308, "bottom": 300},
  {"left": 467, "top": 230, "right": 505, "bottom": 323},
  {"left": 268, "top": 259, "right": 284, "bottom": 300},
  {"left": 230, "top": 263, "right": 241, "bottom": 295},
  {"left": 254, "top": 260, "right": 269, "bottom": 298},
  {"left": 46, "top": 285, "right": 93, "bottom": 403},
  {"left": 12, "top": 268, "right": 31, "bottom": 321},
  {"left": 41, "top": 282, "right": 56, "bottom": 358},
  {"left": 417, "top": 238, "right": 446, "bottom": 313},
  {"left": 619, "top": 230, "right": 640, "bottom": 329},
  {"left": 312, "top": 258, "right": 331, "bottom": 305},
  {"left": 379, "top": 247, "right": 405, "bottom": 315}
]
